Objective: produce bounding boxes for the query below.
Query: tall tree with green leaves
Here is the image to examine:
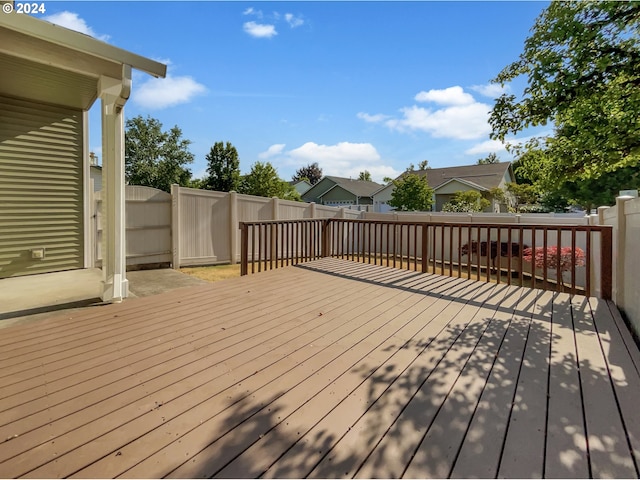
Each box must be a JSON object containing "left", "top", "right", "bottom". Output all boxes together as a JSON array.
[
  {"left": 442, "top": 191, "right": 491, "bottom": 213},
  {"left": 124, "top": 115, "right": 194, "bottom": 192},
  {"left": 358, "top": 170, "right": 372, "bottom": 181},
  {"left": 477, "top": 153, "right": 500, "bottom": 165},
  {"left": 388, "top": 172, "right": 434, "bottom": 212},
  {"left": 240, "top": 161, "right": 301, "bottom": 201},
  {"left": 292, "top": 162, "right": 323, "bottom": 185},
  {"left": 490, "top": 1, "right": 640, "bottom": 207},
  {"left": 204, "top": 141, "right": 240, "bottom": 192}
]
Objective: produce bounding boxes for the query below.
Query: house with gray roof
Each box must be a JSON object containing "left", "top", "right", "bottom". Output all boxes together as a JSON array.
[
  {"left": 301, "top": 176, "right": 383, "bottom": 207},
  {"left": 373, "top": 162, "right": 515, "bottom": 212}
]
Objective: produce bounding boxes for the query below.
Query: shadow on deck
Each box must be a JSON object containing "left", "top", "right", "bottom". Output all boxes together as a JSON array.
[{"left": 0, "top": 258, "right": 638, "bottom": 478}]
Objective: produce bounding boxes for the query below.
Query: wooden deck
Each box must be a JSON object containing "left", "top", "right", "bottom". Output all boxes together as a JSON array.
[{"left": 1, "top": 258, "right": 639, "bottom": 479}]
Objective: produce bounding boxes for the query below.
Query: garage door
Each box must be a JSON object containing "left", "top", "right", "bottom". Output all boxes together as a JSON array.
[{"left": 0, "top": 95, "right": 84, "bottom": 278}]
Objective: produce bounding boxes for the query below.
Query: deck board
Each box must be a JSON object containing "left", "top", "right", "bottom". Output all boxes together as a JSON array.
[{"left": 0, "top": 257, "right": 638, "bottom": 479}]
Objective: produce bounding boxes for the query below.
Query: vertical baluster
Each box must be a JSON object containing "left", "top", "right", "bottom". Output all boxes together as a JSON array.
[
  {"left": 571, "top": 227, "right": 577, "bottom": 295},
  {"left": 543, "top": 227, "right": 548, "bottom": 290},
  {"left": 586, "top": 228, "right": 592, "bottom": 296},
  {"left": 496, "top": 227, "right": 501, "bottom": 285},
  {"left": 507, "top": 226, "right": 512, "bottom": 286},
  {"left": 556, "top": 228, "right": 562, "bottom": 292},
  {"left": 530, "top": 226, "right": 536, "bottom": 289}
]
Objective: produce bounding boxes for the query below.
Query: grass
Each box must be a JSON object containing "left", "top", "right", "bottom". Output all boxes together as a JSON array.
[{"left": 180, "top": 264, "right": 241, "bottom": 282}]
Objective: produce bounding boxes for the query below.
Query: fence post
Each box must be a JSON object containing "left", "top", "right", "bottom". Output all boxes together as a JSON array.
[
  {"left": 272, "top": 196, "right": 280, "bottom": 220},
  {"left": 310, "top": 202, "right": 316, "bottom": 218},
  {"left": 614, "top": 196, "right": 633, "bottom": 307},
  {"left": 240, "top": 222, "right": 248, "bottom": 276},
  {"left": 228, "top": 191, "right": 238, "bottom": 264},
  {"left": 170, "top": 184, "right": 180, "bottom": 269}
]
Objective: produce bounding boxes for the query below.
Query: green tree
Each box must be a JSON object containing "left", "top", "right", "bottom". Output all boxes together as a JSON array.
[
  {"left": 506, "top": 182, "right": 539, "bottom": 213},
  {"left": 240, "top": 161, "right": 301, "bottom": 201},
  {"left": 292, "top": 162, "right": 323, "bottom": 185},
  {"left": 124, "top": 115, "right": 194, "bottom": 192},
  {"left": 204, "top": 141, "right": 240, "bottom": 192},
  {"left": 358, "top": 170, "right": 372, "bottom": 181},
  {"left": 388, "top": 173, "right": 434, "bottom": 212},
  {"left": 442, "top": 190, "right": 491, "bottom": 213},
  {"left": 477, "top": 153, "right": 500, "bottom": 165},
  {"left": 382, "top": 176, "right": 394, "bottom": 184},
  {"left": 490, "top": 1, "right": 640, "bottom": 206},
  {"left": 418, "top": 160, "right": 430, "bottom": 170}
]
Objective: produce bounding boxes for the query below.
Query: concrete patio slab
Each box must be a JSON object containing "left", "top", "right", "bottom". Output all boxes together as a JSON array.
[{"left": 0, "top": 268, "right": 209, "bottom": 329}]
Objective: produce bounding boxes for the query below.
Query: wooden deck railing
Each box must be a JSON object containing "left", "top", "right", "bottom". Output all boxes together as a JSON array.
[{"left": 239, "top": 218, "right": 613, "bottom": 299}]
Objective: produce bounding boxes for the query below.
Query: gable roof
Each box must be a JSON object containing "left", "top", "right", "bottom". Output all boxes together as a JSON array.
[
  {"left": 415, "top": 162, "right": 513, "bottom": 190},
  {"left": 322, "top": 176, "right": 383, "bottom": 197},
  {"left": 303, "top": 175, "right": 383, "bottom": 200}
]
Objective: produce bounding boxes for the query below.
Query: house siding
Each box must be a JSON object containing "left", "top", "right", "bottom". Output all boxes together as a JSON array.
[{"left": 0, "top": 95, "right": 84, "bottom": 278}]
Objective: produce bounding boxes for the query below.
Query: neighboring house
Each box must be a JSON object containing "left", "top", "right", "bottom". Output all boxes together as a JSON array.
[
  {"left": 89, "top": 153, "right": 102, "bottom": 192},
  {"left": 301, "top": 176, "right": 382, "bottom": 206},
  {"left": 373, "top": 162, "right": 515, "bottom": 213},
  {"left": 0, "top": 11, "right": 166, "bottom": 302},
  {"left": 289, "top": 180, "right": 312, "bottom": 196}
]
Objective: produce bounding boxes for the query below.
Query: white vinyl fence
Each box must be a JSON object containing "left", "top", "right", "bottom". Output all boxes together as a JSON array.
[
  {"left": 170, "top": 186, "right": 361, "bottom": 267},
  {"left": 596, "top": 195, "right": 640, "bottom": 337},
  {"left": 93, "top": 185, "right": 361, "bottom": 270},
  {"left": 93, "top": 186, "right": 172, "bottom": 268}
]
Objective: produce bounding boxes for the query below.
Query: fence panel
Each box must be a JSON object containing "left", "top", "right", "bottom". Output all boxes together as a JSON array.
[{"left": 94, "top": 186, "right": 172, "bottom": 268}]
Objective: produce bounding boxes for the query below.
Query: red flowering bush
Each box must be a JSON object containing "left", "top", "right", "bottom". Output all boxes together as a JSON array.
[{"left": 523, "top": 246, "right": 586, "bottom": 273}]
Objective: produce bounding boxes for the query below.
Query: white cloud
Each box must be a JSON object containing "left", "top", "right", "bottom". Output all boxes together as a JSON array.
[
  {"left": 465, "top": 130, "right": 552, "bottom": 156},
  {"left": 289, "top": 141, "right": 380, "bottom": 164},
  {"left": 280, "top": 141, "right": 399, "bottom": 183},
  {"left": 414, "top": 86, "right": 475, "bottom": 106},
  {"left": 243, "top": 7, "right": 256, "bottom": 15},
  {"left": 464, "top": 139, "right": 508, "bottom": 155},
  {"left": 285, "top": 13, "right": 304, "bottom": 28},
  {"left": 359, "top": 86, "right": 492, "bottom": 140},
  {"left": 357, "top": 112, "right": 390, "bottom": 123},
  {"left": 43, "top": 11, "right": 110, "bottom": 41},
  {"left": 386, "top": 102, "right": 492, "bottom": 140},
  {"left": 133, "top": 75, "right": 207, "bottom": 109},
  {"left": 259, "top": 144, "right": 286, "bottom": 159},
  {"left": 470, "top": 83, "right": 510, "bottom": 98},
  {"left": 243, "top": 21, "right": 277, "bottom": 38}
]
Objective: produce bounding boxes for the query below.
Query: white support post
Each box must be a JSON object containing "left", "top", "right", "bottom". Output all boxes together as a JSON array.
[
  {"left": 272, "top": 196, "right": 280, "bottom": 220},
  {"left": 98, "top": 67, "right": 131, "bottom": 303},
  {"left": 310, "top": 202, "right": 316, "bottom": 219}
]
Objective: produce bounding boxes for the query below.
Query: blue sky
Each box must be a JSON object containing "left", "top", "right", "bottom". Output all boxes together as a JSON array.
[{"left": 36, "top": 1, "right": 549, "bottom": 182}]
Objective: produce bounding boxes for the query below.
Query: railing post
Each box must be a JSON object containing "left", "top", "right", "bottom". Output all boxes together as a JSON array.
[
  {"left": 229, "top": 190, "right": 238, "bottom": 264},
  {"left": 240, "top": 222, "right": 248, "bottom": 276},
  {"left": 322, "top": 219, "right": 330, "bottom": 257},
  {"left": 421, "top": 223, "right": 428, "bottom": 273},
  {"left": 600, "top": 225, "right": 613, "bottom": 301}
]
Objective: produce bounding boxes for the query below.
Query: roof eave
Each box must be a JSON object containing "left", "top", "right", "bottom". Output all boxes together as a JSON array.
[{"left": 0, "top": 12, "right": 166, "bottom": 78}]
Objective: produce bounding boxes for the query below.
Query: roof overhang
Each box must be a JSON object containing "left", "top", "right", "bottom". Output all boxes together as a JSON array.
[
  {"left": 434, "top": 177, "right": 489, "bottom": 193},
  {"left": 0, "top": 11, "right": 166, "bottom": 110}
]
